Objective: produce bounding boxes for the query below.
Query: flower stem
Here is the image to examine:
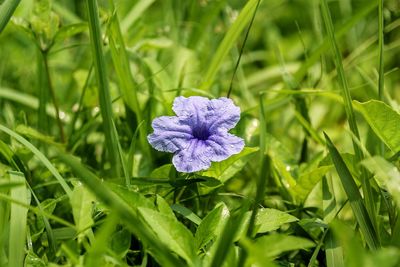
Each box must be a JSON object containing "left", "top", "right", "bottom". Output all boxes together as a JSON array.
[{"left": 43, "top": 51, "right": 66, "bottom": 143}]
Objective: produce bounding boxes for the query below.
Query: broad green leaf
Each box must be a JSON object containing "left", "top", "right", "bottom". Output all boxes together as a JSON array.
[
  {"left": 256, "top": 208, "right": 298, "bottom": 233},
  {"left": 242, "top": 234, "right": 314, "bottom": 266},
  {"left": 107, "top": 182, "right": 155, "bottom": 212},
  {"left": 70, "top": 182, "right": 95, "bottom": 239},
  {"left": 201, "top": 147, "right": 259, "bottom": 183},
  {"left": 8, "top": 171, "right": 30, "bottom": 267},
  {"left": 110, "top": 228, "right": 131, "bottom": 258},
  {"left": 361, "top": 156, "right": 400, "bottom": 206},
  {"left": 255, "top": 234, "right": 315, "bottom": 257},
  {"left": 292, "top": 165, "right": 332, "bottom": 201},
  {"left": 138, "top": 207, "right": 196, "bottom": 264},
  {"left": 150, "top": 164, "right": 173, "bottom": 178},
  {"left": 195, "top": 203, "right": 230, "bottom": 253},
  {"left": 155, "top": 195, "right": 176, "bottom": 221},
  {"left": 354, "top": 100, "right": 400, "bottom": 153}
]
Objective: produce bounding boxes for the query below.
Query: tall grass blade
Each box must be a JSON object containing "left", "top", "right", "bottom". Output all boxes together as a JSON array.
[
  {"left": 324, "top": 133, "right": 379, "bottom": 250},
  {"left": 120, "top": 0, "right": 155, "bottom": 33},
  {"left": 0, "top": 124, "right": 72, "bottom": 196},
  {"left": 107, "top": 1, "right": 151, "bottom": 160},
  {"left": 246, "top": 95, "right": 269, "bottom": 237},
  {"left": 320, "top": 0, "right": 377, "bottom": 235},
  {"left": 8, "top": 171, "right": 30, "bottom": 267},
  {"left": 0, "top": 0, "right": 21, "bottom": 33},
  {"left": 37, "top": 50, "right": 49, "bottom": 135},
  {"left": 200, "top": 0, "right": 260, "bottom": 90},
  {"left": 86, "top": 0, "right": 121, "bottom": 177},
  {"left": 227, "top": 0, "right": 260, "bottom": 98}
]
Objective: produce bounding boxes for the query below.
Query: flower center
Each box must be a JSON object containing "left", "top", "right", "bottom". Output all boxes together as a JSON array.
[{"left": 192, "top": 125, "right": 210, "bottom": 141}]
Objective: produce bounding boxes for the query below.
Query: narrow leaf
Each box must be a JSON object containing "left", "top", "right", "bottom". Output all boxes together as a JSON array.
[
  {"left": 8, "top": 171, "right": 30, "bottom": 267},
  {"left": 0, "top": 0, "right": 21, "bottom": 33},
  {"left": 324, "top": 133, "right": 379, "bottom": 250}
]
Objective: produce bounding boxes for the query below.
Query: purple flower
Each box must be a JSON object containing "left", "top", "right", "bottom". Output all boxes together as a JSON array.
[{"left": 148, "top": 96, "right": 245, "bottom": 173}]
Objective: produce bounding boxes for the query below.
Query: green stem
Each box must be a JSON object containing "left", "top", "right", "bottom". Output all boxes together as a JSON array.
[
  {"left": 378, "top": 0, "right": 384, "bottom": 101},
  {"left": 43, "top": 51, "right": 66, "bottom": 143},
  {"left": 378, "top": 0, "right": 385, "bottom": 156},
  {"left": 107, "top": 0, "right": 152, "bottom": 160}
]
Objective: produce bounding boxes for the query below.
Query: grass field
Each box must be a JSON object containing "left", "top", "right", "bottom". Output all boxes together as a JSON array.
[{"left": 1, "top": 0, "right": 400, "bottom": 266}]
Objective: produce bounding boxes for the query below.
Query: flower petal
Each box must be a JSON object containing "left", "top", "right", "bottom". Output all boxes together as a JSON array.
[
  {"left": 172, "top": 96, "right": 210, "bottom": 129},
  {"left": 172, "top": 139, "right": 212, "bottom": 173},
  {"left": 206, "top": 97, "right": 241, "bottom": 133},
  {"left": 147, "top": 116, "right": 193, "bottom": 153},
  {"left": 172, "top": 96, "right": 210, "bottom": 117},
  {"left": 205, "top": 131, "right": 245, "bottom": 162}
]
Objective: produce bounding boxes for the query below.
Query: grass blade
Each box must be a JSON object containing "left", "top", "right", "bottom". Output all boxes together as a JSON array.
[
  {"left": 200, "top": 0, "right": 260, "bottom": 90},
  {"left": 0, "top": 0, "right": 21, "bottom": 33},
  {"left": 107, "top": 1, "right": 151, "bottom": 161},
  {"left": 120, "top": 0, "right": 155, "bottom": 33},
  {"left": 86, "top": 0, "right": 121, "bottom": 177},
  {"left": 325, "top": 230, "right": 344, "bottom": 267},
  {"left": 320, "top": 0, "right": 377, "bottom": 236},
  {"left": 0, "top": 124, "right": 72, "bottom": 196},
  {"left": 324, "top": 133, "right": 379, "bottom": 250},
  {"left": 246, "top": 95, "right": 269, "bottom": 238},
  {"left": 8, "top": 171, "right": 30, "bottom": 267}
]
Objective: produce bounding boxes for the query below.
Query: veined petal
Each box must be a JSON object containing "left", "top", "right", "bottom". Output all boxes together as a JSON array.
[
  {"left": 172, "top": 96, "right": 209, "bottom": 117},
  {"left": 172, "top": 96, "right": 210, "bottom": 129},
  {"left": 147, "top": 116, "right": 193, "bottom": 153},
  {"left": 205, "top": 131, "right": 245, "bottom": 162},
  {"left": 151, "top": 116, "right": 192, "bottom": 134},
  {"left": 172, "top": 139, "right": 212, "bottom": 173},
  {"left": 206, "top": 97, "right": 241, "bottom": 133}
]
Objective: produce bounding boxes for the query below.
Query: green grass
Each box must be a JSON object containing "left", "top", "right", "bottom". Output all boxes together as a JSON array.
[{"left": 0, "top": 0, "right": 400, "bottom": 266}]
